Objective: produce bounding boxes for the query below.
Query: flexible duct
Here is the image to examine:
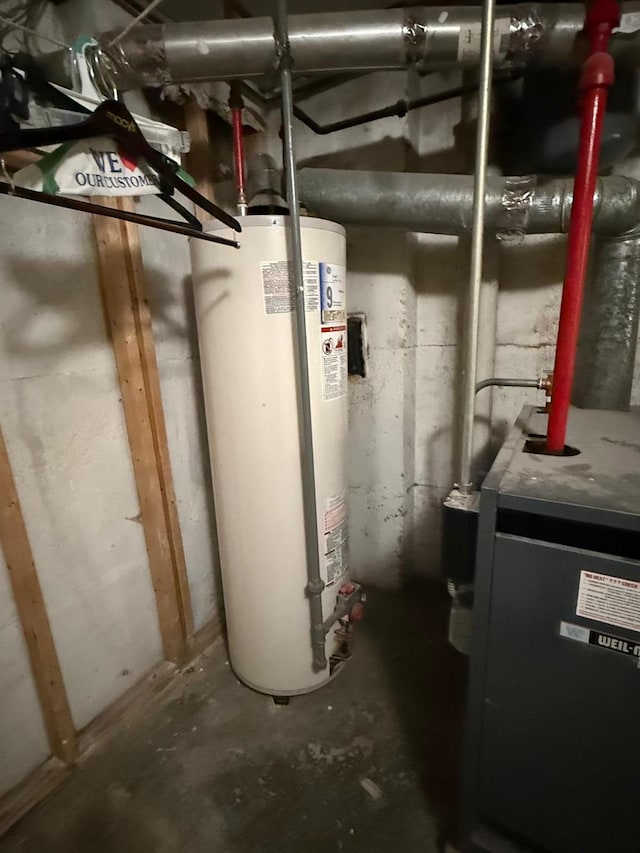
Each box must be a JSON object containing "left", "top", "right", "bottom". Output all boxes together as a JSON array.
[
  {"left": 298, "top": 168, "right": 640, "bottom": 410},
  {"left": 574, "top": 230, "right": 640, "bottom": 409},
  {"left": 99, "top": 3, "right": 640, "bottom": 89}
]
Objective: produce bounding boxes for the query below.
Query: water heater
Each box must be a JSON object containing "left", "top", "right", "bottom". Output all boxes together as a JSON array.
[{"left": 190, "top": 215, "right": 349, "bottom": 697}]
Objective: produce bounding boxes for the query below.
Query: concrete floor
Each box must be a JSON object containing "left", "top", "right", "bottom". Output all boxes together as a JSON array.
[{"left": 0, "top": 584, "right": 467, "bottom": 853}]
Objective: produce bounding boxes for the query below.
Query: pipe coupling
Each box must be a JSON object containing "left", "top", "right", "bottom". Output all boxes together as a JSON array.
[
  {"left": 508, "top": 6, "right": 545, "bottom": 63},
  {"left": 307, "top": 578, "right": 325, "bottom": 596},
  {"left": 497, "top": 175, "right": 536, "bottom": 242},
  {"left": 402, "top": 12, "right": 428, "bottom": 65}
]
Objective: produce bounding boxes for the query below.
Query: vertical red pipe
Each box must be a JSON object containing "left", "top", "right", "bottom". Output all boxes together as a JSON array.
[
  {"left": 229, "top": 83, "right": 246, "bottom": 212},
  {"left": 546, "top": 0, "right": 619, "bottom": 452}
]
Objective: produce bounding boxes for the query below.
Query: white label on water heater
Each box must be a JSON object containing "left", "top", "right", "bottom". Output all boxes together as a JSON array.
[
  {"left": 260, "top": 260, "right": 319, "bottom": 314},
  {"left": 576, "top": 571, "right": 640, "bottom": 634},
  {"left": 319, "top": 262, "right": 346, "bottom": 324},
  {"left": 321, "top": 325, "right": 347, "bottom": 402},
  {"left": 325, "top": 491, "right": 349, "bottom": 586}
]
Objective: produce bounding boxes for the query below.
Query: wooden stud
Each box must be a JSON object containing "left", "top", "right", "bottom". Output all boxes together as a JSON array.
[
  {"left": 93, "top": 201, "right": 193, "bottom": 662},
  {"left": 2, "top": 149, "right": 41, "bottom": 171},
  {"left": 117, "top": 196, "right": 194, "bottom": 645},
  {"left": 0, "top": 427, "right": 77, "bottom": 765},
  {"left": 184, "top": 99, "right": 216, "bottom": 213}
]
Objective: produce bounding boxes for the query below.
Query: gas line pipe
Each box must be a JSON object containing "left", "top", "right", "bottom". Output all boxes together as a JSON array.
[
  {"left": 229, "top": 82, "right": 248, "bottom": 216},
  {"left": 545, "top": 0, "right": 619, "bottom": 452}
]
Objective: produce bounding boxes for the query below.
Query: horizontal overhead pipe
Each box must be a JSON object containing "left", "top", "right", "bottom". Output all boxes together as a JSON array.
[
  {"left": 100, "top": 3, "right": 640, "bottom": 88},
  {"left": 299, "top": 168, "right": 640, "bottom": 412},
  {"left": 297, "top": 169, "right": 640, "bottom": 236}
]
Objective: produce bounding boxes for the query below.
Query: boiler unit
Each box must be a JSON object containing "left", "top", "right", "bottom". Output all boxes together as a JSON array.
[
  {"left": 459, "top": 405, "right": 640, "bottom": 853},
  {"left": 190, "top": 215, "right": 353, "bottom": 698}
]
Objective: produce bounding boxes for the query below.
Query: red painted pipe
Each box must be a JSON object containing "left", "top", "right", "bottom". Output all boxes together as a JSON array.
[
  {"left": 546, "top": 0, "right": 619, "bottom": 452},
  {"left": 229, "top": 83, "right": 246, "bottom": 211},
  {"left": 231, "top": 107, "right": 246, "bottom": 205}
]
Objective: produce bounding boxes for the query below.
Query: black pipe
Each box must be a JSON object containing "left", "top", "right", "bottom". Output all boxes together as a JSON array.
[{"left": 293, "top": 72, "right": 522, "bottom": 135}]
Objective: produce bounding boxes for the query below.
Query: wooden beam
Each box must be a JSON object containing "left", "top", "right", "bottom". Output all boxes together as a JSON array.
[
  {"left": 184, "top": 100, "right": 216, "bottom": 213},
  {"left": 3, "top": 150, "right": 41, "bottom": 172},
  {"left": 93, "top": 200, "right": 194, "bottom": 663},
  {"left": 118, "top": 196, "right": 194, "bottom": 645},
  {"left": 0, "top": 758, "right": 71, "bottom": 838},
  {"left": 0, "top": 426, "right": 77, "bottom": 765}
]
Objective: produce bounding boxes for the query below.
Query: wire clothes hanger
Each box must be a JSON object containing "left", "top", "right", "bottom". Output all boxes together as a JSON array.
[{"left": 0, "top": 97, "right": 241, "bottom": 247}]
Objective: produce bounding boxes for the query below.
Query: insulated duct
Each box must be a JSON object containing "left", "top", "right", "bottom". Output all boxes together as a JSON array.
[
  {"left": 297, "top": 170, "right": 640, "bottom": 236},
  {"left": 574, "top": 231, "right": 640, "bottom": 409},
  {"left": 298, "top": 168, "right": 640, "bottom": 410},
  {"left": 100, "top": 3, "right": 640, "bottom": 89}
]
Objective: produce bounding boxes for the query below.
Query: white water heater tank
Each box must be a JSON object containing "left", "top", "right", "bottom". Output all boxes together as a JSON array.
[{"left": 190, "top": 215, "right": 349, "bottom": 696}]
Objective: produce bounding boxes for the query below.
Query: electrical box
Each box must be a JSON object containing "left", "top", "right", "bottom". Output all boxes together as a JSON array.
[{"left": 460, "top": 406, "right": 640, "bottom": 853}]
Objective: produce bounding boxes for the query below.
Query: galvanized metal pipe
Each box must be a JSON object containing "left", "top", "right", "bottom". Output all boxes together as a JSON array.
[
  {"left": 459, "top": 0, "right": 496, "bottom": 494},
  {"left": 297, "top": 170, "right": 640, "bottom": 236},
  {"left": 574, "top": 230, "right": 640, "bottom": 410},
  {"left": 476, "top": 377, "right": 541, "bottom": 392},
  {"left": 275, "top": 0, "right": 327, "bottom": 673},
  {"left": 100, "top": 3, "right": 640, "bottom": 89}
]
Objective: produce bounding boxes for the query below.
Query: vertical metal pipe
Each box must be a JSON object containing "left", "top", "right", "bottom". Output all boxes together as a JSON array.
[
  {"left": 458, "top": 0, "right": 496, "bottom": 493},
  {"left": 274, "top": 0, "right": 327, "bottom": 671}
]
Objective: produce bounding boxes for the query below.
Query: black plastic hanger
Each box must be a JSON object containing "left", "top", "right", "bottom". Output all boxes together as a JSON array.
[{"left": 0, "top": 98, "right": 241, "bottom": 245}]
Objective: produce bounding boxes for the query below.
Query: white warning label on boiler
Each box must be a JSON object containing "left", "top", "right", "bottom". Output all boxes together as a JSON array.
[
  {"left": 319, "top": 262, "right": 346, "bottom": 324},
  {"left": 577, "top": 571, "right": 640, "bottom": 634},
  {"left": 261, "top": 260, "right": 319, "bottom": 314},
  {"left": 324, "top": 491, "right": 349, "bottom": 586},
  {"left": 321, "top": 325, "right": 347, "bottom": 402}
]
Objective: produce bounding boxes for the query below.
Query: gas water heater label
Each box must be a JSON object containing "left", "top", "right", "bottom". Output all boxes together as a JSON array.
[
  {"left": 260, "top": 260, "right": 319, "bottom": 314},
  {"left": 321, "top": 325, "right": 347, "bottom": 402},
  {"left": 319, "top": 262, "right": 346, "bottom": 324},
  {"left": 325, "top": 491, "right": 349, "bottom": 586},
  {"left": 576, "top": 571, "right": 640, "bottom": 634}
]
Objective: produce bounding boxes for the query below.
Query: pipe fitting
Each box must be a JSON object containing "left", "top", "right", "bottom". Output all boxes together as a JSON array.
[
  {"left": 497, "top": 174, "right": 536, "bottom": 241},
  {"left": 580, "top": 51, "right": 615, "bottom": 89},
  {"left": 402, "top": 13, "right": 428, "bottom": 65},
  {"left": 508, "top": 6, "right": 545, "bottom": 62},
  {"left": 538, "top": 372, "right": 554, "bottom": 394},
  {"left": 307, "top": 579, "right": 325, "bottom": 596},
  {"left": 322, "top": 582, "right": 365, "bottom": 633}
]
